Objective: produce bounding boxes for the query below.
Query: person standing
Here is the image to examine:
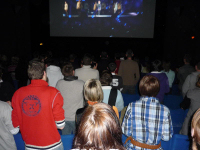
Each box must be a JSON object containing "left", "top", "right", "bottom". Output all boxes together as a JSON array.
[{"left": 12, "top": 61, "right": 65, "bottom": 150}]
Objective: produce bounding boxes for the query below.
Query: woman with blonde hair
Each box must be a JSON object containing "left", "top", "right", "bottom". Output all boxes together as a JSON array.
[
  {"left": 73, "top": 103, "right": 126, "bottom": 150},
  {"left": 191, "top": 108, "right": 200, "bottom": 150},
  {"left": 76, "top": 79, "right": 103, "bottom": 125}
]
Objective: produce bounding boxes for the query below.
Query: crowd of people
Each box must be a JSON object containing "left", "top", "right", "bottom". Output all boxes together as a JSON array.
[{"left": 0, "top": 50, "right": 200, "bottom": 150}]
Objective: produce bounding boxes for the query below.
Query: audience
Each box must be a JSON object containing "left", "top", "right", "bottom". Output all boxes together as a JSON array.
[
  {"left": 182, "top": 62, "right": 200, "bottom": 97},
  {"left": 73, "top": 103, "right": 126, "bottom": 150},
  {"left": 75, "top": 54, "right": 99, "bottom": 82},
  {"left": 118, "top": 49, "right": 140, "bottom": 94},
  {"left": 97, "top": 51, "right": 111, "bottom": 74},
  {"left": 12, "top": 61, "right": 65, "bottom": 150},
  {"left": 180, "top": 74, "right": 200, "bottom": 136},
  {"left": 56, "top": 62, "right": 84, "bottom": 135},
  {"left": 177, "top": 54, "right": 195, "bottom": 92},
  {"left": 45, "top": 58, "right": 64, "bottom": 87},
  {"left": 100, "top": 71, "right": 124, "bottom": 112},
  {"left": 76, "top": 79, "right": 103, "bottom": 125},
  {"left": 122, "top": 75, "right": 173, "bottom": 149},
  {"left": 148, "top": 59, "right": 170, "bottom": 103},
  {"left": 114, "top": 52, "right": 121, "bottom": 74},
  {"left": 161, "top": 60, "right": 175, "bottom": 91},
  {"left": 0, "top": 101, "right": 19, "bottom": 150},
  {"left": 108, "top": 62, "right": 123, "bottom": 91},
  {"left": 191, "top": 108, "right": 200, "bottom": 150}
]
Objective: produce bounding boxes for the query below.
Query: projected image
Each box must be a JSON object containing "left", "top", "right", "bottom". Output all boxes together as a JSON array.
[
  {"left": 62, "top": 0, "right": 142, "bottom": 18},
  {"left": 50, "top": 0, "right": 156, "bottom": 38}
]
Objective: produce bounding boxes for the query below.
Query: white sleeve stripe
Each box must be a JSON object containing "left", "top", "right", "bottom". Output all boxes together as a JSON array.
[
  {"left": 10, "top": 127, "right": 19, "bottom": 135},
  {"left": 56, "top": 122, "right": 65, "bottom": 128},
  {"left": 52, "top": 92, "right": 60, "bottom": 108}
]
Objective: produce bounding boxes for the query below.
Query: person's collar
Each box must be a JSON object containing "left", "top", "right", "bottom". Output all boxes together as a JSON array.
[
  {"left": 111, "top": 72, "right": 116, "bottom": 75},
  {"left": 151, "top": 71, "right": 161, "bottom": 73},
  {"left": 30, "top": 79, "right": 48, "bottom": 86},
  {"left": 82, "top": 65, "right": 91, "bottom": 68},
  {"left": 140, "top": 96, "right": 160, "bottom": 103},
  {"left": 64, "top": 76, "right": 78, "bottom": 81},
  {"left": 87, "top": 100, "right": 98, "bottom": 105},
  {"left": 102, "top": 86, "right": 112, "bottom": 89}
]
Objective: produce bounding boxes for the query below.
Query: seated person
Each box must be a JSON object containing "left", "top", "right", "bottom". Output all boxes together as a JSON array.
[
  {"left": 122, "top": 75, "right": 173, "bottom": 150},
  {"left": 100, "top": 71, "right": 124, "bottom": 112},
  {"left": 0, "top": 101, "right": 19, "bottom": 150},
  {"left": 73, "top": 103, "right": 126, "bottom": 150},
  {"left": 191, "top": 108, "right": 200, "bottom": 150}
]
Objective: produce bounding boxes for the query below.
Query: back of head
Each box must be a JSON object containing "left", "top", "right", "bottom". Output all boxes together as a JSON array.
[
  {"left": 73, "top": 103, "right": 125, "bottom": 150},
  {"left": 45, "top": 58, "right": 60, "bottom": 67},
  {"left": 191, "top": 108, "right": 200, "bottom": 150},
  {"left": 126, "top": 49, "right": 133, "bottom": 58},
  {"left": 196, "top": 62, "right": 200, "bottom": 71},
  {"left": 108, "top": 62, "right": 116, "bottom": 72},
  {"left": 100, "top": 51, "right": 108, "bottom": 59},
  {"left": 83, "top": 54, "right": 92, "bottom": 65},
  {"left": 28, "top": 61, "right": 45, "bottom": 80},
  {"left": 62, "top": 62, "right": 74, "bottom": 77},
  {"left": 100, "top": 71, "right": 112, "bottom": 86},
  {"left": 184, "top": 54, "right": 192, "bottom": 64},
  {"left": 163, "top": 61, "right": 171, "bottom": 72},
  {"left": 84, "top": 79, "right": 103, "bottom": 102},
  {"left": 151, "top": 59, "right": 162, "bottom": 71},
  {"left": 139, "top": 75, "right": 160, "bottom": 97}
]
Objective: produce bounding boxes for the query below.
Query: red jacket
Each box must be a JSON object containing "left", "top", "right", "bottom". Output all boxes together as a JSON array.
[{"left": 12, "top": 80, "right": 65, "bottom": 149}]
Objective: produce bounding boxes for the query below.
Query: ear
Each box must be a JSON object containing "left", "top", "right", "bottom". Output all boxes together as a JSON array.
[
  {"left": 191, "top": 128, "right": 194, "bottom": 137},
  {"left": 73, "top": 70, "right": 75, "bottom": 76}
]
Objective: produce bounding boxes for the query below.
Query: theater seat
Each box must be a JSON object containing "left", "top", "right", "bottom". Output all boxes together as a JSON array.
[
  {"left": 61, "top": 134, "right": 74, "bottom": 150},
  {"left": 122, "top": 94, "right": 140, "bottom": 107},
  {"left": 163, "top": 95, "right": 183, "bottom": 109}
]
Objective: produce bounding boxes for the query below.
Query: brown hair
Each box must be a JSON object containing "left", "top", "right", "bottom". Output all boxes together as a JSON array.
[
  {"left": 100, "top": 71, "right": 112, "bottom": 86},
  {"left": 73, "top": 103, "right": 126, "bottom": 150},
  {"left": 191, "top": 108, "right": 200, "bottom": 150},
  {"left": 62, "top": 62, "right": 74, "bottom": 76},
  {"left": 84, "top": 79, "right": 103, "bottom": 102},
  {"left": 139, "top": 75, "right": 160, "bottom": 97},
  {"left": 28, "top": 61, "right": 45, "bottom": 80}
]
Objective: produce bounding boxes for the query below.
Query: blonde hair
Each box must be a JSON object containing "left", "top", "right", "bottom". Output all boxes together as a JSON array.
[
  {"left": 84, "top": 79, "right": 103, "bottom": 102},
  {"left": 191, "top": 108, "right": 200, "bottom": 150}
]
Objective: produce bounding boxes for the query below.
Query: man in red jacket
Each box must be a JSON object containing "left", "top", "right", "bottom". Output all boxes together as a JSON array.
[{"left": 12, "top": 61, "right": 65, "bottom": 150}]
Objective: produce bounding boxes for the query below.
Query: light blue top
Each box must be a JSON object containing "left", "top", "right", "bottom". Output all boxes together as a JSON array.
[{"left": 102, "top": 86, "right": 124, "bottom": 112}]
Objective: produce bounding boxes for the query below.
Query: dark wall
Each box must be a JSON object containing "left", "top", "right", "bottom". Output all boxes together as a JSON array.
[{"left": 0, "top": 0, "right": 31, "bottom": 59}]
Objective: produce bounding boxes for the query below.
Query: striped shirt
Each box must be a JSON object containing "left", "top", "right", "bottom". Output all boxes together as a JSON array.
[{"left": 122, "top": 97, "right": 173, "bottom": 150}]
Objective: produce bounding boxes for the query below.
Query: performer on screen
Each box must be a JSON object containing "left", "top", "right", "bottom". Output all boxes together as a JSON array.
[
  {"left": 64, "top": 1, "right": 68, "bottom": 15},
  {"left": 77, "top": 0, "right": 81, "bottom": 9},
  {"left": 97, "top": 0, "right": 101, "bottom": 15},
  {"left": 114, "top": 2, "right": 118, "bottom": 14}
]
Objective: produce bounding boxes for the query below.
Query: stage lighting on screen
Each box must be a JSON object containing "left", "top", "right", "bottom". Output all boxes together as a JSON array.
[{"left": 50, "top": 0, "right": 156, "bottom": 38}]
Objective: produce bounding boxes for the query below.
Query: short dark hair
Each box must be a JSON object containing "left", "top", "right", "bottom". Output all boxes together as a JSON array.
[
  {"left": 184, "top": 54, "right": 192, "bottom": 63},
  {"left": 196, "top": 62, "right": 200, "bottom": 70},
  {"left": 62, "top": 62, "right": 74, "bottom": 76},
  {"left": 108, "top": 62, "right": 116, "bottom": 72},
  {"left": 100, "top": 71, "right": 112, "bottom": 86},
  {"left": 126, "top": 49, "right": 133, "bottom": 58},
  {"left": 139, "top": 75, "right": 160, "bottom": 97},
  {"left": 73, "top": 103, "right": 125, "bottom": 150},
  {"left": 83, "top": 54, "right": 92, "bottom": 65},
  {"left": 28, "top": 61, "right": 45, "bottom": 80}
]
